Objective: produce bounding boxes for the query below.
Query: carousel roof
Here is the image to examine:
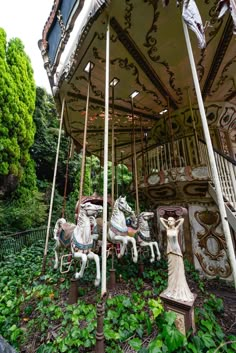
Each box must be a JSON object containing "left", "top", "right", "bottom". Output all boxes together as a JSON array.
[{"left": 39, "top": 0, "right": 236, "bottom": 165}]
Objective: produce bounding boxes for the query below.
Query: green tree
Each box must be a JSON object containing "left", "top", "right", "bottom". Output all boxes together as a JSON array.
[
  {"left": 0, "top": 29, "right": 47, "bottom": 233},
  {"left": 0, "top": 29, "right": 36, "bottom": 178}
]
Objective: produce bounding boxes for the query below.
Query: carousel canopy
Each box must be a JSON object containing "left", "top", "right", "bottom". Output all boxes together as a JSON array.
[{"left": 39, "top": 0, "right": 236, "bottom": 165}]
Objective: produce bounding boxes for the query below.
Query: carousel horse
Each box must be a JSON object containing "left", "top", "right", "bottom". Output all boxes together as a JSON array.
[
  {"left": 127, "top": 211, "right": 161, "bottom": 263},
  {"left": 108, "top": 196, "right": 138, "bottom": 262},
  {"left": 53, "top": 202, "right": 103, "bottom": 286}
]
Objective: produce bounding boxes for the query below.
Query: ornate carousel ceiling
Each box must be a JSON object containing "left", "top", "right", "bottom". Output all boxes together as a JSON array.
[{"left": 40, "top": 0, "right": 236, "bottom": 165}]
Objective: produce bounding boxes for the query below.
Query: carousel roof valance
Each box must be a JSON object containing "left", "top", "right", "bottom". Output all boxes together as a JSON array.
[{"left": 39, "top": 0, "right": 236, "bottom": 163}]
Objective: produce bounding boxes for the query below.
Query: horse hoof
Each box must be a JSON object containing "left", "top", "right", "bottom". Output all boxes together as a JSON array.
[
  {"left": 157, "top": 255, "right": 161, "bottom": 261},
  {"left": 94, "top": 279, "right": 100, "bottom": 287},
  {"left": 75, "top": 272, "right": 82, "bottom": 279},
  {"left": 150, "top": 258, "right": 155, "bottom": 263},
  {"left": 133, "top": 257, "right": 138, "bottom": 263}
]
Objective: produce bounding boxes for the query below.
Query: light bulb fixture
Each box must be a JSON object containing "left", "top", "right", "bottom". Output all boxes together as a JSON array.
[
  {"left": 129, "top": 90, "right": 139, "bottom": 99},
  {"left": 110, "top": 77, "right": 120, "bottom": 87},
  {"left": 84, "top": 61, "right": 95, "bottom": 73},
  {"left": 159, "top": 109, "right": 168, "bottom": 115}
]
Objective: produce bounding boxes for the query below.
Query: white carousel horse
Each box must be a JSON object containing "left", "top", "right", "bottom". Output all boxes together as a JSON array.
[
  {"left": 127, "top": 211, "right": 161, "bottom": 263},
  {"left": 108, "top": 196, "right": 138, "bottom": 263},
  {"left": 53, "top": 202, "right": 103, "bottom": 286}
]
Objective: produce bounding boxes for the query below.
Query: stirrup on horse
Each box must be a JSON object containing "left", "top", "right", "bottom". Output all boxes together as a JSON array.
[{"left": 60, "top": 254, "right": 74, "bottom": 274}]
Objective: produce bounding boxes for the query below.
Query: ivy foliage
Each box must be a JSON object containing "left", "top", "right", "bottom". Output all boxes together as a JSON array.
[{"left": 0, "top": 242, "right": 235, "bottom": 353}]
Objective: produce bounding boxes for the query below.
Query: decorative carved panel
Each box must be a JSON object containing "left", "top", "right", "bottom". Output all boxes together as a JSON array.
[{"left": 194, "top": 209, "right": 232, "bottom": 278}]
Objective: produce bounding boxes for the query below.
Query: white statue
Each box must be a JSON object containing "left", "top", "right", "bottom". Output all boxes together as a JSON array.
[{"left": 160, "top": 216, "right": 194, "bottom": 302}]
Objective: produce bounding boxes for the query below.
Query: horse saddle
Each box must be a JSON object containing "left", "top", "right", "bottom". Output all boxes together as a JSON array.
[{"left": 61, "top": 223, "right": 76, "bottom": 240}]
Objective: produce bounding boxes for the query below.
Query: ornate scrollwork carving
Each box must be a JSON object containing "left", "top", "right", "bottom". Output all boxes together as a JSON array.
[
  {"left": 92, "top": 47, "right": 163, "bottom": 105},
  {"left": 195, "top": 253, "right": 232, "bottom": 278},
  {"left": 194, "top": 210, "right": 232, "bottom": 278},
  {"left": 124, "top": 0, "right": 133, "bottom": 30},
  {"left": 57, "top": 10, "right": 66, "bottom": 37},
  {"left": 143, "top": 0, "right": 183, "bottom": 103}
]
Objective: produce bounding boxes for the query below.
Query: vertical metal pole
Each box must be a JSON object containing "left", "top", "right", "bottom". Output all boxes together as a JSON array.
[
  {"left": 96, "top": 16, "right": 110, "bottom": 353},
  {"left": 121, "top": 151, "right": 124, "bottom": 195},
  {"left": 183, "top": 20, "right": 236, "bottom": 287},
  {"left": 166, "top": 97, "right": 176, "bottom": 167},
  {"left": 140, "top": 117, "right": 146, "bottom": 183},
  {"left": 62, "top": 138, "right": 71, "bottom": 218},
  {"left": 101, "top": 16, "right": 110, "bottom": 298},
  {"left": 186, "top": 87, "right": 200, "bottom": 164},
  {"left": 42, "top": 97, "right": 65, "bottom": 274},
  {"left": 78, "top": 68, "right": 91, "bottom": 217},
  {"left": 131, "top": 98, "right": 140, "bottom": 214},
  {"left": 111, "top": 85, "right": 115, "bottom": 208},
  {"left": 115, "top": 138, "right": 118, "bottom": 198}
]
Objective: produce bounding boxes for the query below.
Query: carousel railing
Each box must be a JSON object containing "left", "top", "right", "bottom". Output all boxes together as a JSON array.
[
  {"left": 199, "top": 140, "right": 236, "bottom": 211},
  {"left": 137, "top": 134, "right": 202, "bottom": 178},
  {"left": 0, "top": 227, "right": 53, "bottom": 261}
]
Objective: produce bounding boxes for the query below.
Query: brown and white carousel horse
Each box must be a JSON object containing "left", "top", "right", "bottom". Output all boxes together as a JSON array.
[
  {"left": 53, "top": 202, "right": 103, "bottom": 286},
  {"left": 108, "top": 196, "right": 138, "bottom": 262},
  {"left": 127, "top": 211, "right": 161, "bottom": 263}
]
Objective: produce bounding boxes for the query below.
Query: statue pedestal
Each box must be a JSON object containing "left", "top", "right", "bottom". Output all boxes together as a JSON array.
[{"left": 160, "top": 292, "right": 197, "bottom": 335}]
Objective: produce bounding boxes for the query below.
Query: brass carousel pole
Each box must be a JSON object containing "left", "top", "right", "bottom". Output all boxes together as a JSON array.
[
  {"left": 140, "top": 116, "right": 146, "bottom": 184},
  {"left": 96, "top": 15, "right": 110, "bottom": 353},
  {"left": 130, "top": 91, "right": 140, "bottom": 214},
  {"left": 166, "top": 97, "right": 176, "bottom": 167},
  {"left": 109, "top": 78, "right": 119, "bottom": 290},
  {"left": 115, "top": 138, "right": 118, "bottom": 198},
  {"left": 77, "top": 61, "right": 93, "bottom": 218},
  {"left": 110, "top": 78, "right": 119, "bottom": 208},
  {"left": 41, "top": 97, "right": 65, "bottom": 275},
  {"left": 111, "top": 87, "right": 115, "bottom": 209},
  {"left": 61, "top": 138, "right": 71, "bottom": 218},
  {"left": 186, "top": 87, "right": 200, "bottom": 164},
  {"left": 69, "top": 62, "right": 93, "bottom": 305}
]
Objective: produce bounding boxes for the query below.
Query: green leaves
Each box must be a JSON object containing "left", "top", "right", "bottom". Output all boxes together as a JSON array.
[
  {"left": 148, "top": 298, "right": 164, "bottom": 319},
  {"left": 129, "top": 337, "right": 142, "bottom": 351}
]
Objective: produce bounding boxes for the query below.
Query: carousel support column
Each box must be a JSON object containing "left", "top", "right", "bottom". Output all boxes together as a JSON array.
[
  {"left": 108, "top": 247, "right": 116, "bottom": 290},
  {"left": 140, "top": 116, "right": 146, "bottom": 185},
  {"left": 95, "top": 15, "right": 110, "bottom": 353},
  {"left": 110, "top": 78, "right": 119, "bottom": 207},
  {"left": 121, "top": 151, "right": 124, "bottom": 195},
  {"left": 77, "top": 62, "right": 93, "bottom": 218},
  {"left": 131, "top": 93, "right": 140, "bottom": 214},
  {"left": 186, "top": 87, "right": 200, "bottom": 165},
  {"left": 68, "top": 278, "right": 79, "bottom": 304},
  {"left": 183, "top": 20, "right": 236, "bottom": 287},
  {"left": 41, "top": 97, "right": 65, "bottom": 275},
  {"left": 111, "top": 88, "right": 115, "bottom": 209},
  {"left": 109, "top": 78, "right": 119, "bottom": 289},
  {"left": 115, "top": 138, "right": 118, "bottom": 198},
  {"left": 62, "top": 138, "right": 71, "bottom": 218},
  {"left": 166, "top": 97, "right": 176, "bottom": 167}
]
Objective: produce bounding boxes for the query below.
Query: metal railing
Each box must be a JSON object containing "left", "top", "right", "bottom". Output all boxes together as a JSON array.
[
  {"left": 137, "top": 134, "right": 202, "bottom": 179},
  {"left": 199, "top": 140, "right": 236, "bottom": 211},
  {"left": 0, "top": 227, "right": 53, "bottom": 261}
]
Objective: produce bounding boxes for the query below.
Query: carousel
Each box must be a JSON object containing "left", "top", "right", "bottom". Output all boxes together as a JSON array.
[{"left": 39, "top": 0, "right": 236, "bottom": 350}]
